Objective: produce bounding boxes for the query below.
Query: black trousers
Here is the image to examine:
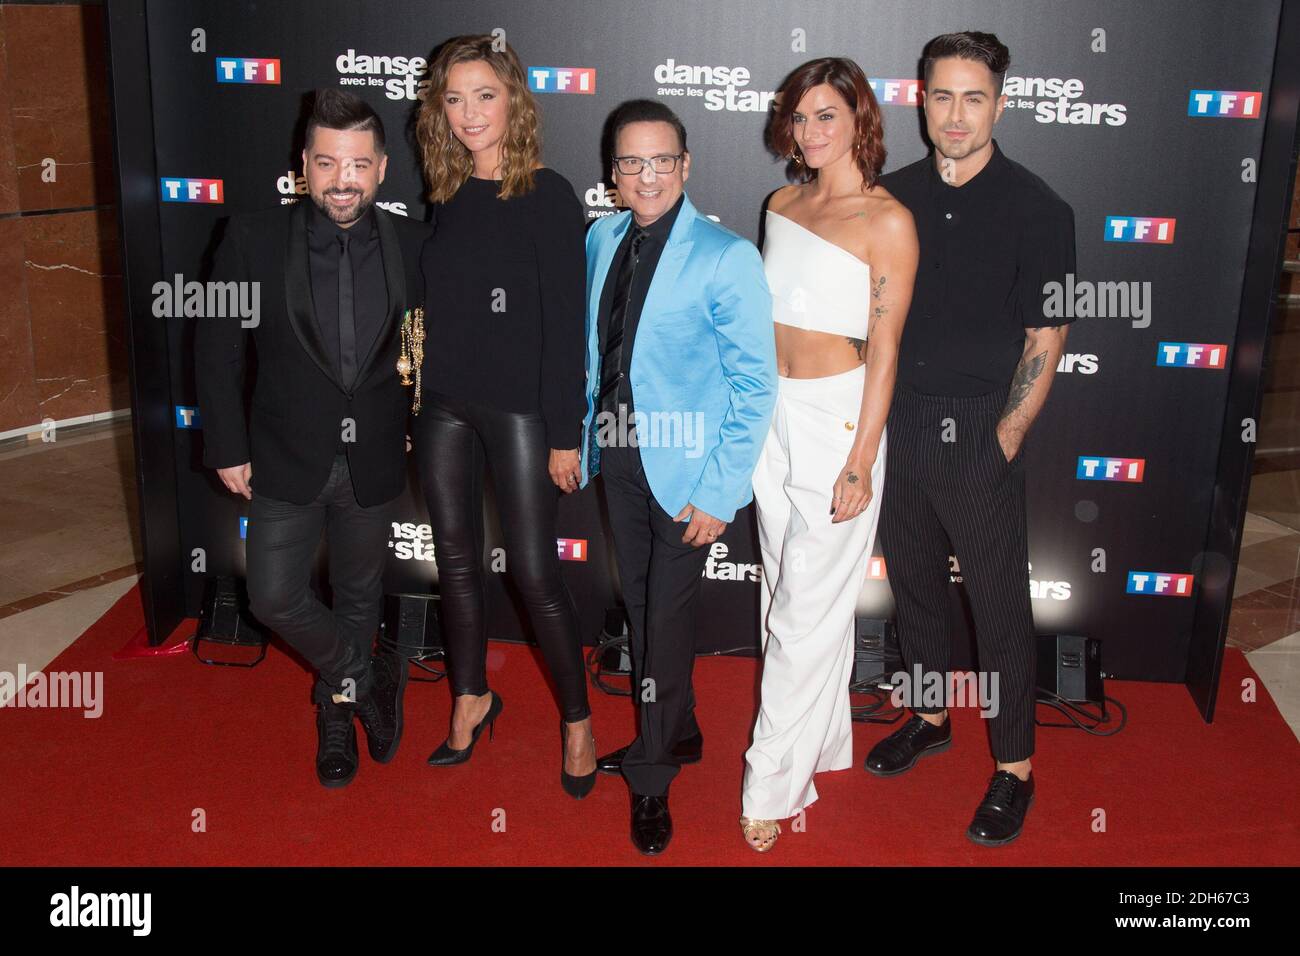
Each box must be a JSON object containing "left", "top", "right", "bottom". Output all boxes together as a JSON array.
[
  {"left": 413, "top": 392, "right": 590, "bottom": 723},
  {"left": 878, "top": 382, "right": 1036, "bottom": 763},
  {"left": 600, "top": 442, "right": 709, "bottom": 796},
  {"left": 246, "top": 454, "right": 391, "bottom": 704}
]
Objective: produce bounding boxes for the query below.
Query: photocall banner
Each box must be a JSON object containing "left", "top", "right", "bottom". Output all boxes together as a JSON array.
[{"left": 141, "top": 0, "right": 1280, "bottom": 680}]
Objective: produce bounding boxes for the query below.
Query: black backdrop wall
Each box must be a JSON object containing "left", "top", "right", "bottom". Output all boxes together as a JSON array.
[{"left": 106, "top": 0, "right": 1300, "bottom": 716}]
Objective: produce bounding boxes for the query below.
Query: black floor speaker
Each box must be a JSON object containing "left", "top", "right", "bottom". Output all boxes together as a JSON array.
[
  {"left": 1036, "top": 634, "right": 1103, "bottom": 704},
  {"left": 379, "top": 593, "right": 444, "bottom": 662},
  {"left": 192, "top": 575, "right": 267, "bottom": 667},
  {"left": 853, "top": 617, "right": 903, "bottom": 687},
  {"left": 597, "top": 607, "right": 632, "bottom": 675}
]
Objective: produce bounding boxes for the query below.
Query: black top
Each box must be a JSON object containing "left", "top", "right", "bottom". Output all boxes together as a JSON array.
[
  {"left": 597, "top": 193, "right": 684, "bottom": 413},
  {"left": 421, "top": 167, "right": 587, "bottom": 449},
  {"left": 306, "top": 201, "right": 388, "bottom": 452},
  {"left": 881, "top": 139, "right": 1077, "bottom": 396}
]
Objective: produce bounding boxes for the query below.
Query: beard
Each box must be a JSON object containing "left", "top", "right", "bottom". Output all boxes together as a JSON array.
[
  {"left": 934, "top": 129, "right": 989, "bottom": 162},
  {"left": 311, "top": 188, "right": 375, "bottom": 226}
]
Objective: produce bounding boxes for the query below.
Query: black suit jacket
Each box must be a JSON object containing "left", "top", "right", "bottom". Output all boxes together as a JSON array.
[{"left": 195, "top": 201, "right": 432, "bottom": 506}]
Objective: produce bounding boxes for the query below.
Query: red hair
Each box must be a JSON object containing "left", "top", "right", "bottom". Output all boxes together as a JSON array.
[{"left": 769, "top": 57, "right": 885, "bottom": 190}]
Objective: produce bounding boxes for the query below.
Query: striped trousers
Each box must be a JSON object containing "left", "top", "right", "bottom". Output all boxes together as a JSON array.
[{"left": 878, "top": 382, "right": 1036, "bottom": 763}]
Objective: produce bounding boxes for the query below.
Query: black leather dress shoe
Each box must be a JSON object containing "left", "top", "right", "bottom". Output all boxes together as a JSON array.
[
  {"left": 355, "top": 652, "right": 409, "bottom": 763},
  {"left": 315, "top": 697, "right": 358, "bottom": 788},
  {"left": 630, "top": 792, "right": 672, "bottom": 855},
  {"left": 863, "top": 713, "right": 951, "bottom": 776},
  {"left": 597, "top": 731, "right": 704, "bottom": 775},
  {"left": 967, "top": 770, "right": 1035, "bottom": 846}
]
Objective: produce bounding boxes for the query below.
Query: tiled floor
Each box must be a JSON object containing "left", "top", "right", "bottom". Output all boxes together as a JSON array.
[{"left": 0, "top": 418, "right": 1297, "bottom": 737}]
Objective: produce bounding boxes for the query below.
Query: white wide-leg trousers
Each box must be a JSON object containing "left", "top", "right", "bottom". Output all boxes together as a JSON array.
[{"left": 741, "top": 364, "right": 886, "bottom": 820}]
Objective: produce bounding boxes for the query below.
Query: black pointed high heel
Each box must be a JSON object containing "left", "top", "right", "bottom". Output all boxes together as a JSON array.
[
  {"left": 427, "top": 691, "right": 502, "bottom": 766},
  {"left": 560, "top": 717, "right": 597, "bottom": 799}
]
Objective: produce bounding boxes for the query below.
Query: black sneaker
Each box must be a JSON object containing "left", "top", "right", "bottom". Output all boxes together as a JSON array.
[
  {"left": 863, "top": 712, "right": 952, "bottom": 776},
  {"left": 316, "top": 696, "right": 358, "bottom": 788},
  {"left": 967, "top": 770, "right": 1035, "bottom": 846},
  {"left": 354, "top": 651, "right": 408, "bottom": 764}
]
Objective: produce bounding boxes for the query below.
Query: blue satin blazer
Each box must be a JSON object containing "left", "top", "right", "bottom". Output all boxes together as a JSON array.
[{"left": 579, "top": 192, "right": 776, "bottom": 523}]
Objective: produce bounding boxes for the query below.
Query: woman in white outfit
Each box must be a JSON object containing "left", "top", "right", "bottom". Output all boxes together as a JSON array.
[{"left": 740, "top": 58, "right": 918, "bottom": 852}]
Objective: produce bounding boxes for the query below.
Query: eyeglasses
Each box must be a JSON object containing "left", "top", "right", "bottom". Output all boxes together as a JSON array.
[{"left": 613, "top": 153, "right": 684, "bottom": 175}]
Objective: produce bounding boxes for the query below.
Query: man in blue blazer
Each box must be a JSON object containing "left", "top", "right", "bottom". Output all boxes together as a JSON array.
[{"left": 577, "top": 100, "right": 776, "bottom": 854}]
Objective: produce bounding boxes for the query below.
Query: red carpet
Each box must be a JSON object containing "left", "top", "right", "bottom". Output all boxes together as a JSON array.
[{"left": 2, "top": 583, "right": 1298, "bottom": 866}]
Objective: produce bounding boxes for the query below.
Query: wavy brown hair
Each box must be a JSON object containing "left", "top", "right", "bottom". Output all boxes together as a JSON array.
[
  {"left": 769, "top": 57, "right": 885, "bottom": 190},
  {"left": 415, "top": 35, "right": 540, "bottom": 202}
]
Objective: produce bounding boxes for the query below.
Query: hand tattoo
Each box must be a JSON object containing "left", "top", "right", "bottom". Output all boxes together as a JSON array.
[{"left": 846, "top": 472, "right": 859, "bottom": 484}]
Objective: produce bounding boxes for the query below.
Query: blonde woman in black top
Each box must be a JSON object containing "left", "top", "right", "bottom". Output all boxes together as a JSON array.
[{"left": 413, "top": 35, "right": 594, "bottom": 797}]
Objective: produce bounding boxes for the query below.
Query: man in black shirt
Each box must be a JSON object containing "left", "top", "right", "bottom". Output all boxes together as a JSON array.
[
  {"left": 196, "top": 90, "right": 432, "bottom": 788},
  {"left": 869, "top": 33, "right": 1077, "bottom": 846}
]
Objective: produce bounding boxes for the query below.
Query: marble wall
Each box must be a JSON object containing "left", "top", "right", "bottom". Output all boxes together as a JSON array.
[{"left": 0, "top": 1, "right": 126, "bottom": 436}]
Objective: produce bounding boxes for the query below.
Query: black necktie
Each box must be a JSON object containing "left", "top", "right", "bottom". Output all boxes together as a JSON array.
[
  {"left": 338, "top": 232, "right": 357, "bottom": 390},
  {"left": 598, "top": 226, "right": 647, "bottom": 417}
]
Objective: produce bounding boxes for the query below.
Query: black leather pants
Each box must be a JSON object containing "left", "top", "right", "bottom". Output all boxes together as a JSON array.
[
  {"left": 413, "top": 392, "right": 591, "bottom": 722},
  {"left": 246, "top": 454, "right": 387, "bottom": 704}
]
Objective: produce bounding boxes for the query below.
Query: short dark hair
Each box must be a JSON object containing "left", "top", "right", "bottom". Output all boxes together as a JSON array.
[
  {"left": 609, "top": 99, "right": 688, "bottom": 155},
  {"left": 305, "top": 88, "right": 386, "bottom": 153},
  {"left": 922, "top": 32, "right": 1011, "bottom": 94}
]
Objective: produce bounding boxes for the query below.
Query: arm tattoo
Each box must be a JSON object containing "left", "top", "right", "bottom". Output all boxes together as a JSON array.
[
  {"left": 1002, "top": 350, "right": 1048, "bottom": 419},
  {"left": 871, "top": 274, "right": 888, "bottom": 324}
]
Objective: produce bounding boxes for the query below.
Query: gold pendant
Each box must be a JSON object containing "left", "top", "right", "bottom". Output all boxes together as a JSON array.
[{"left": 398, "top": 306, "right": 425, "bottom": 414}]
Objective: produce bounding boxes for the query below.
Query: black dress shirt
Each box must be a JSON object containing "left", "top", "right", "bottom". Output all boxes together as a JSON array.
[
  {"left": 597, "top": 193, "right": 685, "bottom": 414},
  {"left": 880, "top": 139, "right": 1077, "bottom": 396},
  {"left": 305, "top": 200, "right": 388, "bottom": 390}
]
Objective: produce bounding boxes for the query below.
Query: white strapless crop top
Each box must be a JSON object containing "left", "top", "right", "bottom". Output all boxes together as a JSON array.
[{"left": 763, "top": 209, "right": 871, "bottom": 339}]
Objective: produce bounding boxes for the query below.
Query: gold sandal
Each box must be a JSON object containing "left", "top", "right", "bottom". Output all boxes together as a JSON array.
[{"left": 739, "top": 816, "right": 781, "bottom": 852}]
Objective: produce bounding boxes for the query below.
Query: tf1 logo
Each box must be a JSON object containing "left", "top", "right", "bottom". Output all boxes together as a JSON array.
[
  {"left": 216, "top": 57, "right": 281, "bottom": 84},
  {"left": 556, "top": 538, "right": 588, "bottom": 561},
  {"left": 1077, "top": 456, "right": 1145, "bottom": 482},
  {"left": 1157, "top": 343, "right": 1227, "bottom": 369},
  {"left": 1126, "top": 572, "right": 1193, "bottom": 597},
  {"left": 161, "top": 178, "right": 223, "bottom": 203},
  {"left": 867, "top": 78, "right": 922, "bottom": 105},
  {"left": 1187, "top": 90, "right": 1261, "bottom": 118},
  {"left": 527, "top": 67, "right": 596, "bottom": 93},
  {"left": 1104, "top": 216, "right": 1175, "bottom": 244}
]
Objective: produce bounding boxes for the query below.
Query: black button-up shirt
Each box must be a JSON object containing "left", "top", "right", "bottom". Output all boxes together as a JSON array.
[
  {"left": 597, "top": 193, "right": 685, "bottom": 413},
  {"left": 881, "top": 139, "right": 1077, "bottom": 396},
  {"left": 305, "top": 199, "right": 388, "bottom": 391}
]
